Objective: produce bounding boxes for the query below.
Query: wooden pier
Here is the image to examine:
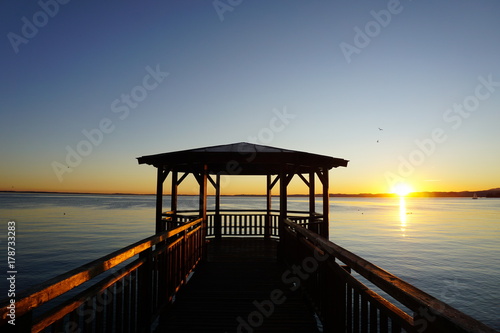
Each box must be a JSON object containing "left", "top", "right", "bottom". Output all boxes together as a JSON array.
[
  {"left": 156, "top": 238, "right": 319, "bottom": 332},
  {"left": 1, "top": 143, "right": 496, "bottom": 332}
]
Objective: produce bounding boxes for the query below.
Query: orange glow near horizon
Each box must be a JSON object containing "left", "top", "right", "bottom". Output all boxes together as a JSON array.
[{"left": 1, "top": 168, "right": 495, "bottom": 196}]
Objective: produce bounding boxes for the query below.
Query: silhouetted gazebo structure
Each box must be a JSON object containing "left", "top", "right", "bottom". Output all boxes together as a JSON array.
[{"left": 137, "top": 142, "right": 349, "bottom": 239}]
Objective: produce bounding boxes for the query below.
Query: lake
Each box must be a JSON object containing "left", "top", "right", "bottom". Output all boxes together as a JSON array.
[{"left": 0, "top": 192, "right": 499, "bottom": 329}]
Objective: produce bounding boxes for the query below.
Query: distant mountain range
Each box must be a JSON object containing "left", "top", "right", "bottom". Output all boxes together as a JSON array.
[{"left": 329, "top": 188, "right": 500, "bottom": 198}]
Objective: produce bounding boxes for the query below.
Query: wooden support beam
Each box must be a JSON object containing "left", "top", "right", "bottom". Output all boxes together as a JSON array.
[
  {"left": 269, "top": 174, "right": 280, "bottom": 190},
  {"left": 285, "top": 172, "right": 294, "bottom": 186},
  {"left": 316, "top": 168, "right": 327, "bottom": 185},
  {"left": 177, "top": 171, "right": 189, "bottom": 185},
  {"left": 298, "top": 173, "right": 310, "bottom": 187},
  {"left": 192, "top": 171, "right": 202, "bottom": 185},
  {"left": 207, "top": 174, "right": 217, "bottom": 189}
]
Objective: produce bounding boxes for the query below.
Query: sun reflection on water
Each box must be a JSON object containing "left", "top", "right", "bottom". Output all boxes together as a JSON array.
[{"left": 399, "top": 197, "right": 407, "bottom": 237}]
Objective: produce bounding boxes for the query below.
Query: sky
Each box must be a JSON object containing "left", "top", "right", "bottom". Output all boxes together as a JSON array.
[{"left": 1, "top": 0, "right": 499, "bottom": 195}]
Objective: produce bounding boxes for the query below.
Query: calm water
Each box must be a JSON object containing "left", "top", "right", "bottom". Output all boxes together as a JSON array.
[{"left": 0, "top": 193, "right": 499, "bottom": 329}]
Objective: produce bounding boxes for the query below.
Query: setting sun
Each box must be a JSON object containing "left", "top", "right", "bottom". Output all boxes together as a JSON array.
[{"left": 392, "top": 183, "right": 413, "bottom": 197}]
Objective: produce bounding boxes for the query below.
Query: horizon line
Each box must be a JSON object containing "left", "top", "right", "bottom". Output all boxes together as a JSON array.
[{"left": 1, "top": 188, "right": 499, "bottom": 198}]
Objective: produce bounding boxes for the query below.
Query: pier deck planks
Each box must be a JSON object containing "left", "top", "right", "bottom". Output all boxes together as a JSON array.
[{"left": 155, "top": 238, "right": 320, "bottom": 332}]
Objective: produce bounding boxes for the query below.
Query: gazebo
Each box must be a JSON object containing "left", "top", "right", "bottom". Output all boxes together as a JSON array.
[{"left": 137, "top": 142, "right": 349, "bottom": 239}]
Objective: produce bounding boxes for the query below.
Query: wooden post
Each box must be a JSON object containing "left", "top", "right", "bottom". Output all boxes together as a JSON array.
[
  {"left": 199, "top": 165, "right": 208, "bottom": 259},
  {"left": 156, "top": 167, "right": 170, "bottom": 234},
  {"left": 279, "top": 171, "right": 288, "bottom": 236},
  {"left": 265, "top": 174, "right": 272, "bottom": 239},
  {"left": 199, "top": 165, "right": 208, "bottom": 222},
  {"left": 155, "top": 167, "right": 162, "bottom": 234},
  {"left": 309, "top": 171, "right": 317, "bottom": 234},
  {"left": 215, "top": 174, "right": 221, "bottom": 239},
  {"left": 278, "top": 170, "right": 289, "bottom": 261},
  {"left": 321, "top": 167, "right": 329, "bottom": 239},
  {"left": 170, "top": 170, "right": 178, "bottom": 230}
]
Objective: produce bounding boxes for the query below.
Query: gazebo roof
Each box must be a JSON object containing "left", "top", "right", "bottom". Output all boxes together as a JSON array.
[{"left": 137, "top": 142, "right": 348, "bottom": 175}]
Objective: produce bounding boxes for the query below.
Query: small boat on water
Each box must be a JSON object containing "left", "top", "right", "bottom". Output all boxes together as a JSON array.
[{"left": 473, "top": 193, "right": 478, "bottom": 199}]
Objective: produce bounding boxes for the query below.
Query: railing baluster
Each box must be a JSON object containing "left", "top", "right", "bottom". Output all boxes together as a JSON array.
[
  {"left": 347, "top": 285, "right": 353, "bottom": 332},
  {"left": 361, "top": 294, "right": 368, "bottom": 333},
  {"left": 52, "top": 317, "right": 64, "bottom": 333},
  {"left": 262, "top": 214, "right": 265, "bottom": 235},
  {"left": 380, "top": 312, "right": 389, "bottom": 333},
  {"left": 370, "top": 303, "right": 378, "bottom": 332},
  {"left": 242, "top": 214, "right": 246, "bottom": 235},
  {"left": 104, "top": 286, "right": 114, "bottom": 333},
  {"left": 95, "top": 296, "right": 104, "bottom": 333},
  {"left": 116, "top": 280, "right": 123, "bottom": 333},
  {"left": 391, "top": 318, "right": 401, "bottom": 333},
  {"left": 69, "top": 309, "right": 79, "bottom": 333},
  {"left": 239, "top": 215, "right": 242, "bottom": 235},
  {"left": 138, "top": 248, "right": 153, "bottom": 329},
  {"left": 123, "top": 275, "right": 131, "bottom": 333},
  {"left": 354, "top": 290, "right": 360, "bottom": 333},
  {"left": 82, "top": 298, "right": 93, "bottom": 332},
  {"left": 234, "top": 216, "right": 241, "bottom": 235}
]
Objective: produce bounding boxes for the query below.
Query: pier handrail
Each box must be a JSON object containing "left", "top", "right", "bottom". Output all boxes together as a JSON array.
[
  {"left": 0, "top": 217, "right": 204, "bottom": 331},
  {"left": 165, "top": 209, "right": 313, "bottom": 215},
  {"left": 1, "top": 213, "right": 495, "bottom": 332},
  {"left": 282, "top": 218, "right": 497, "bottom": 333}
]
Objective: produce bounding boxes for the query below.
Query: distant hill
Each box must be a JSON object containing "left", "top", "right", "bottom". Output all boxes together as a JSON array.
[{"left": 330, "top": 188, "right": 500, "bottom": 198}]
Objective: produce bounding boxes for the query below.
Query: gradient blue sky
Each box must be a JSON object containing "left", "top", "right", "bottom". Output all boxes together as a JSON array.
[{"left": 1, "top": 0, "right": 499, "bottom": 194}]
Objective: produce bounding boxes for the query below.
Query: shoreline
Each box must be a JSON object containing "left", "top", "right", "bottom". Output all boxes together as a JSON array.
[{"left": 1, "top": 189, "right": 499, "bottom": 198}]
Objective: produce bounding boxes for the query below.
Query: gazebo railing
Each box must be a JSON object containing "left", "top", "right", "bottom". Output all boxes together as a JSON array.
[
  {"left": 164, "top": 210, "right": 320, "bottom": 238},
  {"left": 207, "top": 213, "right": 279, "bottom": 237}
]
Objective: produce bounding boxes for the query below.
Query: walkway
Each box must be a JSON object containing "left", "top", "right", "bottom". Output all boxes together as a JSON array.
[{"left": 155, "top": 238, "right": 320, "bottom": 332}]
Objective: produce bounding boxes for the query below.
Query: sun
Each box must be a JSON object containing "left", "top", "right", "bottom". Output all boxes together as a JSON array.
[{"left": 392, "top": 183, "right": 413, "bottom": 197}]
